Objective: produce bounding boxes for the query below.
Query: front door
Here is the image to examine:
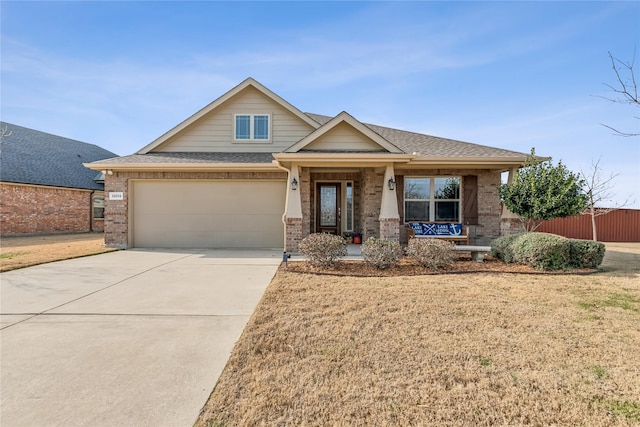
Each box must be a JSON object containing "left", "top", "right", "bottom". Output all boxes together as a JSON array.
[{"left": 316, "top": 183, "right": 341, "bottom": 235}]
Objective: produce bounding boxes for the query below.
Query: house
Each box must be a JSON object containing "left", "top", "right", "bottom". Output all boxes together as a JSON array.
[
  {"left": 0, "top": 122, "right": 118, "bottom": 235},
  {"left": 85, "top": 78, "right": 530, "bottom": 251}
]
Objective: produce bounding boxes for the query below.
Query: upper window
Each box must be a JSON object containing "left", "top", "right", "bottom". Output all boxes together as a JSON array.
[
  {"left": 234, "top": 114, "right": 270, "bottom": 141},
  {"left": 404, "top": 177, "right": 460, "bottom": 222}
]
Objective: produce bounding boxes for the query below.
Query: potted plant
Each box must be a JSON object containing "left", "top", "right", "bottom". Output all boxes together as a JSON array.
[
  {"left": 352, "top": 232, "right": 362, "bottom": 244},
  {"left": 343, "top": 231, "right": 353, "bottom": 244}
]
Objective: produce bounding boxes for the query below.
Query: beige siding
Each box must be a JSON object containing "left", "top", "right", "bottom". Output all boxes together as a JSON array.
[
  {"left": 131, "top": 180, "right": 286, "bottom": 248},
  {"left": 154, "top": 87, "right": 315, "bottom": 153},
  {"left": 304, "top": 122, "right": 383, "bottom": 151}
]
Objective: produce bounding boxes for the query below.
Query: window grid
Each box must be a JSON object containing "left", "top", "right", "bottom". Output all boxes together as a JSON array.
[
  {"left": 234, "top": 114, "right": 270, "bottom": 142},
  {"left": 404, "top": 177, "right": 461, "bottom": 223}
]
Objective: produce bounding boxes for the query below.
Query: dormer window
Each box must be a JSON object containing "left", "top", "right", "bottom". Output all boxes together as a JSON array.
[{"left": 234, "top": 114, "right": 270, "bottom": 142}]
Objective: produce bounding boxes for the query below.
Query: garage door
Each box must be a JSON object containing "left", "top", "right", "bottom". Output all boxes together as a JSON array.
[{"left": 132, "top": 180, "right": 286, "bottom": 248}]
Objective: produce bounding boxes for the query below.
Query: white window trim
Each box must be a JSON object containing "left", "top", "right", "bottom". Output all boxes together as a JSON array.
[
  {"left": 233, "top": 113, "right": 271, "bottom": 143},
  {"left": 404, "top": 176, "right": 461, "bottom": 223},
  {"left": 343, "top": 181, "right": 354, "bottom": 232}
]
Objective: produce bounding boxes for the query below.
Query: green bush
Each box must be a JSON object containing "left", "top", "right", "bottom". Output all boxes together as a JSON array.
[
  {"left": 491, "top": 233, "right": 523, "bottom": 264},
  {"left": 510, "top": 232, "right": 571, "bottom": 271},
  {"left": 569, "top": 239, "right": 605, "bottom": 269},
  {"left": 298, "top": 233, "right": 347, "bottom": 267},
  {"left": 361, "top": 237, "right": 403, "bottom": 269},
  {"left": 406, "top": 238, "right": 456, "bottom": 270}
]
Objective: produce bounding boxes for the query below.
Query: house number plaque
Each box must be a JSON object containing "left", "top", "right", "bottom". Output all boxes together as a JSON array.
[{"left": 108, "top": 192, "right": 124, "bottom": 200}]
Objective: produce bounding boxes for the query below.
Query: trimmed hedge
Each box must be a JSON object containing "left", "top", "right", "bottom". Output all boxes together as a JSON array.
[
  {"left": 490, "top": 232, "right": 606, "bottom": 271},
  {"left": 490, "top": 233, "right": 523, "bottom": 264},
  {"left": 569, "top": 239, "right": 606, "bottom": 269},
  {"left": 361, "top": 237, "right": 403, "bottom": 269},
  {"left": 406, "top": 238, "right": 456, "bottom": 270},
  {"left": 298, "top": 233, "right": 347, "bottom": 267}
]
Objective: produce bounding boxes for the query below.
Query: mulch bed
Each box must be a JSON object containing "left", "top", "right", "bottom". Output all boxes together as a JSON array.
[{"left": 283, "top": 255, "right": 598, "bottom": 276}]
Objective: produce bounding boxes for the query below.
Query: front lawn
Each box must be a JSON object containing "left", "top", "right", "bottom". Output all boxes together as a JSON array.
[{"left": 196, "top": 247, "right": 640, "bottom": 426}]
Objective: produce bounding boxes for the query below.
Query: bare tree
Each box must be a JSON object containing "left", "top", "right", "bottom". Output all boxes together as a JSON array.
[
  {"left": 601, "top": 50, "right": 639, "bottom": 137},
  {"left": 581, "top": 157, "right": 634, "bottom": 241}
]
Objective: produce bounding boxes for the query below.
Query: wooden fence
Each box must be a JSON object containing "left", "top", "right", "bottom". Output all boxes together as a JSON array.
[{"left": 537, "top": 209, "right": 640, "bottom": 242}]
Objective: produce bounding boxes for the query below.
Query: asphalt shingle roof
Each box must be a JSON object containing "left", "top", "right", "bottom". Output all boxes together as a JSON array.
[
  {"left": 0, "top": 122, "right": 118, "bottom": 190},
  {"left": 304, "top": 113, "right": 528, "bottom": 158},
  {"left": 89, "top": 152, "right": 275, "bottom": 165}
]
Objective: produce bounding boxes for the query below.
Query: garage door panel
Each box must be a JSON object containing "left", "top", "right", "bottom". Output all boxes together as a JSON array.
[{"left": 132, "top": 181, "right": 285, "bottom": 248}]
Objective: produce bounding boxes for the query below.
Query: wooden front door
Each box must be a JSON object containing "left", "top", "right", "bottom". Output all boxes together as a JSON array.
[{"left": 316, "top": 183, "right": 341, "bottom": 235}]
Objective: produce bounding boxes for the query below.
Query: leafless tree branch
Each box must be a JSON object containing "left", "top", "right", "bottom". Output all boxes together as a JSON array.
[{"left": 600, "top": 50, "right": 640, "bottom": 137}]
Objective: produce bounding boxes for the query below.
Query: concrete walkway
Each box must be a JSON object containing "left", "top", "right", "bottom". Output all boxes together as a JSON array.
[{"left": 0, "top": 249, "right": 281, "bottom": 427}]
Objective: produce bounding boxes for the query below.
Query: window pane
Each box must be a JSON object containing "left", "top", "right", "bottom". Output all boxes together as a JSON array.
[
  {"left": 405, "top": 201, "right": 429, "bottom": 222},
  {"left": 253, "top": 115, "right": 269, "bottom": 139},
  {"left": 346, "top": 182, "right": 353, "bottom": 231},
  {"left": 434, "top": 177, "right": 460, "bottom": 199},
  {"left": 404, "top": 178, "right": 430, "bottom": 199},
  {"left": 435, "top": 201, "right": 460, "bottom": 221},
  {"left": 93, "top": 196, "right": 105, "bottom": 219},
  {"left": 235, "top": 115, "right": 251, "bottom": 139}
]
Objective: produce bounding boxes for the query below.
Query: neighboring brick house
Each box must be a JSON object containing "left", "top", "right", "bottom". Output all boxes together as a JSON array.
[
  {"left": 0, "top": 122, "right": 118, "bottom": 235},
  {"left": 86, "top": 78, "right": 531, "bottom": 251}
]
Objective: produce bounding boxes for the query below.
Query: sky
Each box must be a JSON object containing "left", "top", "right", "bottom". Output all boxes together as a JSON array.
[{"left": 1, "top": 1, "right": 639, "bottom": 208}]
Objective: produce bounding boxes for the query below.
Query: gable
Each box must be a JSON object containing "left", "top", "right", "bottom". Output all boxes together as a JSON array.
[
  {"left": 140, "top": 78, "right": 319, "bottom": 154},
  {"left": 285, "top": 111, "right": 403, "bottom": 154},
  {"left": 303, "top": 122, "right": 386, "bottom": 152}
]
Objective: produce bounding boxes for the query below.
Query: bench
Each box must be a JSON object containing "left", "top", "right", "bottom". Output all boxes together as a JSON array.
[
  {"left": 454, "top": 245, "right": 492, "bottom": 262},
  {"left": 405, "top": 222, "right": 469, "bottom": 245}
]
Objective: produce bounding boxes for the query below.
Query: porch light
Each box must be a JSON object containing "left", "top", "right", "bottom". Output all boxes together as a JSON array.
[
  {"left": 387, "top": 177, "right": 396, "bottom": 190},
  {"left": 291, "top": 177, "right": 298, "bottom": 190}
]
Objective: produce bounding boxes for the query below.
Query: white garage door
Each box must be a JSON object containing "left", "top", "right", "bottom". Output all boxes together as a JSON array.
[{"left": 132, "top": 180, "right": 286, "bottom": 248}]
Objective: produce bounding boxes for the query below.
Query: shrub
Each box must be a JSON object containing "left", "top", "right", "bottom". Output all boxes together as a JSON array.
[
  {"left": 298, "top": 233, "right": 347, "bottom": 267},
  {"left": 510, "top": 232, "right": 571, "bottom": 271},
  {"left": 361, "top": 237, "right": 403, "bottom": 269},
  {"left": 569, "top": 239, "right": 605, "bottom": 269},
  {"left": 406, "top": 238, "right": 456, "bottom": 270},
  {"left": 491, "top": 233, "right": 522, "bottom": 264}
]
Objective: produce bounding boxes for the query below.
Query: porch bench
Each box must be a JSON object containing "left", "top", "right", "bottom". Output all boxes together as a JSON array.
[
  {"left": 454, "top": 245, "right": 492, "bottom": 262},
  {"left": 405, "top": 222, "right": 469, "bottom": 245}
]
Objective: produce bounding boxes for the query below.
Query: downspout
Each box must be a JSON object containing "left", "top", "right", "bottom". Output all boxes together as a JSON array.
[
  {"left": 89, "top": 190, "right": 95, "bottom": 232},
  {"left": 275, "top": 161, "right": 291, "bottom": 252}
]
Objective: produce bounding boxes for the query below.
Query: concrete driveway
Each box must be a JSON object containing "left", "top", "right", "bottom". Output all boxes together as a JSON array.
[{"left": 0, "top": 249, "right": 281, "bottom": 427}]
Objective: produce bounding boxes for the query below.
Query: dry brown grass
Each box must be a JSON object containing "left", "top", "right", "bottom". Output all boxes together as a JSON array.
[
  {"left": 0, "top": 233, "right": 116, "bottom": 272},
  {"left": 196, "top": 244, "right": 640, "bottom": 426}
]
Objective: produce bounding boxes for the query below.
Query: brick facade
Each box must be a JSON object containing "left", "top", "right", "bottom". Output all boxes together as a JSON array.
[
  {"left": 285, "top": 217, "right": 303, "bottom": 252},
  {"left": 379, "top": 217, "right": 400, "bottom": 241},
  {"left": 0, "top": 183, "right": 101, "bottom": 235},
  {"left": 101, "top": 167, "right": 504, "bottom": 249}
]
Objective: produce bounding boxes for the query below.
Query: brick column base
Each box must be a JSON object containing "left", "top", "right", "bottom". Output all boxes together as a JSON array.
[
  {"left": 285, "top": 217, "right": 303, "bottom": 252},
  {"left": 379, "top": 217, "right": 400, "bottom": 242}
]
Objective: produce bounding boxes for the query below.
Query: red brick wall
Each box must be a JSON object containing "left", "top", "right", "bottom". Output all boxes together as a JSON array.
[{"left": 0, "top": 183, "right": 94, "bottom": 235}]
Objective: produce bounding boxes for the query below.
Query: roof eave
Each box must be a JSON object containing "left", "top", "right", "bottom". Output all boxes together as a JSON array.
[{"left": 83, "top": 162, "right": 281, "bottom": 172}]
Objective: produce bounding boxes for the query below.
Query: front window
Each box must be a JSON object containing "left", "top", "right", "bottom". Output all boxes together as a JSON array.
[
  {"left": 234, "top": 114, "right": 270, "bottom": 141},
  {"left": 93, "top": 195, "right": 105, "bottom": 219},
  {"left": 404, "top": 177, "right": 460, "bottom": 222}
]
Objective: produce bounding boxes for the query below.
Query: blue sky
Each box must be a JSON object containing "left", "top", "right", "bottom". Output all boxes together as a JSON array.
[{"left": 2, "top": 1, "right": 639, "bottom": 207}]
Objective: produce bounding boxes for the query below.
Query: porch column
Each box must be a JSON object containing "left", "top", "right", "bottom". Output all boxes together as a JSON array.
[
  {"left": 379, "top": 164, "right": 400, "bottom": 242},
  {"left": 285, "top": 164, "right": 303, "bottom": 252}
]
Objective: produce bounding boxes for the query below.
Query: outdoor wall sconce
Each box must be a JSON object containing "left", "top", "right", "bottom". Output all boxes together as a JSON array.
[
  {"left": 388, "top": 177, "right": 396, "bottom": 190},
  {"left": 291, "top": 177, "right": 298, "bottom": 190}
]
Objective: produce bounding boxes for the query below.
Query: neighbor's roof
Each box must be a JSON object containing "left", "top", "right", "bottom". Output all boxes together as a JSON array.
[
  {"left": 0, "top": 122, "right": 118, "bottom": 190},
  {"left": 304, "top": 113, "right": 528, "bottom": 159}
]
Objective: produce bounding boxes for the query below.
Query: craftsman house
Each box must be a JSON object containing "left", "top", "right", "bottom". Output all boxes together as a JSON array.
[
  {"left": 0, "top": 122, "right": 117, "bottom": 235},
  {"left": 86, "top": 78, "right": 529, "bottom": 251}
]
